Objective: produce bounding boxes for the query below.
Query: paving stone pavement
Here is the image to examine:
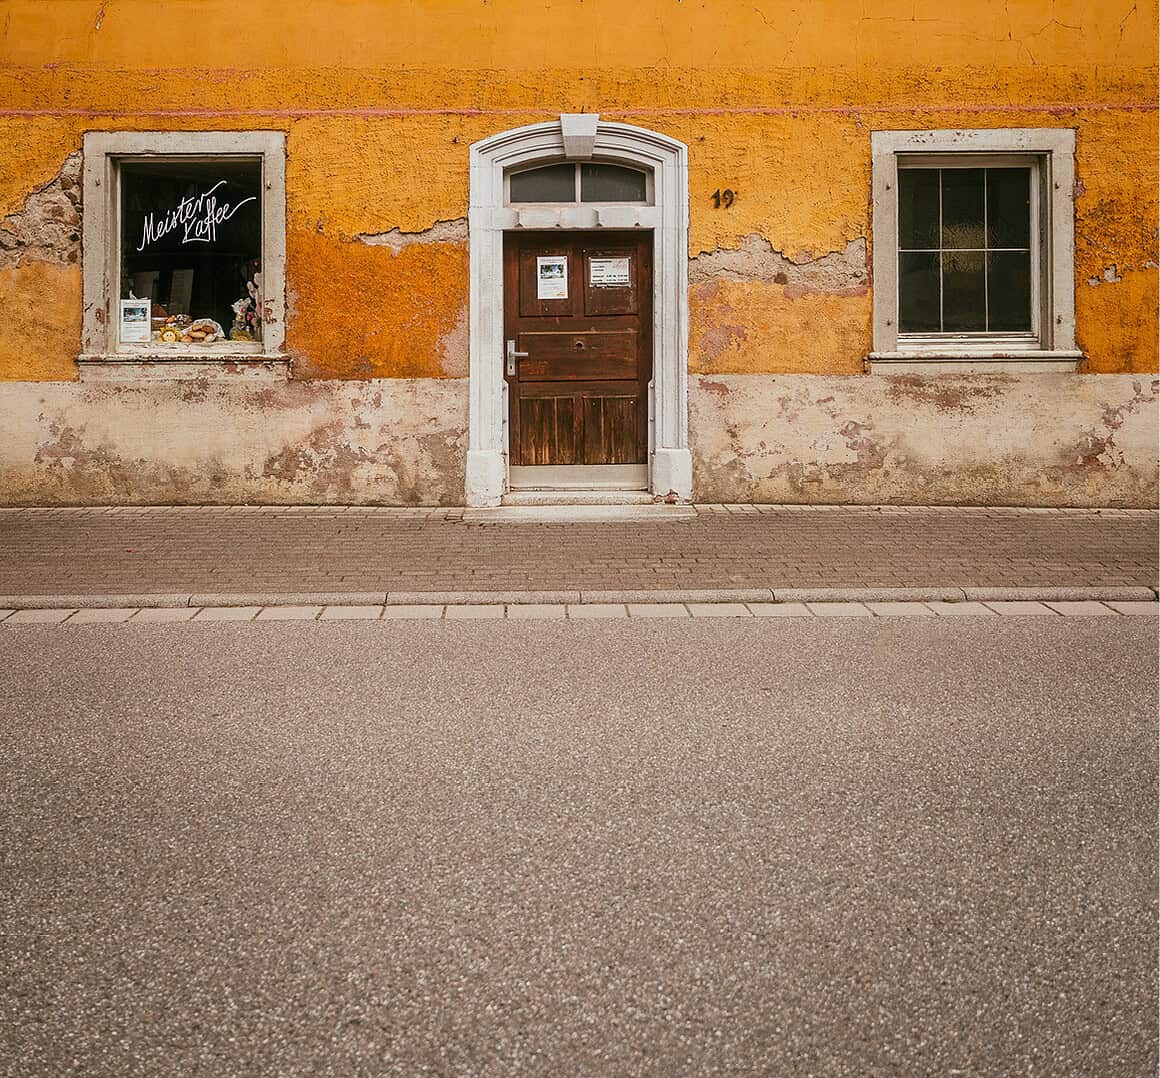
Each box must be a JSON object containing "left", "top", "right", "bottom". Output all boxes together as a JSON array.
[
  {"left": 0, "top": 504, "right": 1155, "bottom": 598},
  {"left": 1, "top": 599, "right": 1156, "bottom": 627}
]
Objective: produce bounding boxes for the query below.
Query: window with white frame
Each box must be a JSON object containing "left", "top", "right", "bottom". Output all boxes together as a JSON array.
[
  {"left": 82, "top": 131, "right": 285, "bottom": 359},
  {"left": 870, "top": 129, "right": 1078, "bottom": 367},
  {"left": 506, "top": 161, "right": 652, "bottom": 205}
]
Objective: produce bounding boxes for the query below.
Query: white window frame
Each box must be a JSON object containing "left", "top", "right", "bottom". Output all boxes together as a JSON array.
[
  {"left": 870, "top": 129, "right": 1080, "bottom": 373},
  {"left": 81, "top": 131, "right": 286, "bottom": 361}
]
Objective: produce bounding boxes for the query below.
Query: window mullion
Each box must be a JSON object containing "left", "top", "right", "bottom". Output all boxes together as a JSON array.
[
  {"left": 983, "top": 168, "right": 990, "bottom": 331},
  {"left": 937, "top": 168, "right": 944, "bottom": 333}
]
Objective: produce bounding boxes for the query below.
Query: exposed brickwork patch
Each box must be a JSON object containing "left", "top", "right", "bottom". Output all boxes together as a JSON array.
[
  {"left": 0, "top": 151, "right": 82, "bottom": 270},
  {"left": 689, "top": 234, "right": 868, "bottom": 297}
]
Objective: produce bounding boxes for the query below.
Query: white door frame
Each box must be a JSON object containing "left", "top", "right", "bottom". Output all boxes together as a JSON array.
[{"left": 466, "top": 114, "right": 691, "bottom": 506}]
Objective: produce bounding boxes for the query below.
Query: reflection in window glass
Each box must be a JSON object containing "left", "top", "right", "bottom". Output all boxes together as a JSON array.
[
  {"left": 509, "top": 164, "right": 576, "bottom": 203},
  {"left": 580, "top": 164, "right": 647, "bottom": 202},
  {"left": 897, "top": 166, "right": 1032, "bottom": 334},
  {"left": 120, "top": 160, "right": 262, "bottom": 344},
  {"left": 940, "top": 168, "right": 985, "bottom": 249}
]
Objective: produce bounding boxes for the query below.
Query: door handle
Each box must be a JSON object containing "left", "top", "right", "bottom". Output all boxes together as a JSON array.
[{"left": 506, "top": 339, "right": 529, "bottom": 377}]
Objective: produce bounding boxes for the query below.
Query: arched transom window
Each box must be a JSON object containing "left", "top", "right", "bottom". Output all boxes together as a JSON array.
[{"left": 507, "top": 162, "right": 651, "bottom": 205}]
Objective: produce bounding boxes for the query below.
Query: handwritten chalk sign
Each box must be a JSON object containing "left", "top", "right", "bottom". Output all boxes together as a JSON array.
[{"left": 137, "top": 180, "right": 257, "bottom": 252}]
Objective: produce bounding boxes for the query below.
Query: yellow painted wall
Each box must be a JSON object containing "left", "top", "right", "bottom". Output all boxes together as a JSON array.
[{"left": 0, "top": 0, "right": 1155, "bottom": 381}]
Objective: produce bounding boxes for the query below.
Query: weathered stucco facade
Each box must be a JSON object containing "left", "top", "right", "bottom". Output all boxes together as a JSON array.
[{"left": 0, "top": 0, "right": 1156, "bottom": 505}]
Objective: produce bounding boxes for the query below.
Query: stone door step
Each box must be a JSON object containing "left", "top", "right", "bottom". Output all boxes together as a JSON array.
[
  {"left": 500, "top": 489, "right": 657, "bottom": 507},
  {"left": 469, "top": 502, "right": 696, "bottom": 522}
]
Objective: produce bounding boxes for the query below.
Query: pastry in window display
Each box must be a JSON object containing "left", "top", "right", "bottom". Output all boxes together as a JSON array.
[{"left": 152, "top": 313, "right": 221, "bottom": 344}]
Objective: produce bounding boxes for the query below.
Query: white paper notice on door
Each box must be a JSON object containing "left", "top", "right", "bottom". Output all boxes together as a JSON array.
[
  {"left": 589, "top": 257, "right": 631, "bottom": 288},
  {"left": 536, "top": 256, "right": 568, "bottom": 300}
]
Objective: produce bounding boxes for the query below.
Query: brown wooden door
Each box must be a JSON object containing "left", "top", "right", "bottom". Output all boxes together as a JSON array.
[{"left": 504, "top": 231, "right": 652, "bottom": 466}]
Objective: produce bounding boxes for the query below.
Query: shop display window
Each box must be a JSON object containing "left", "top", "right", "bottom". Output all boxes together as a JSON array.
[
  {"left": 119, "top": 160, "right": 263, "bottom": 347},
  {"left": 81, "top": 131, "right": 285, "bottom": 360}
]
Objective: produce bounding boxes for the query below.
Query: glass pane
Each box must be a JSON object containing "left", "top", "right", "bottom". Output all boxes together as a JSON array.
[
  {"left": 942, "top": 250, "right": 986, "bottom": 332},
  {"left": 120, "top": 159, "right": 262, "bottom": 343},
  {"left": 509, "top": 164, "right": 576, "bottom": 203},
  {"left": 987, "top": 168, "right": 1031, "bottom": 249},
  {"left": 941, "top": 168, "right": 985, "bottom": 249},
  {"left": 898, "top": 169, "right": 939, "bottom": 249},
  {"left": 899, "top": 252, "right": 940, "bottom": 333},
  {"left": 580, "top": 164, "right": 647, "bottom": 202},
  {"left": 988, "top": 251, "right": 1032, "bottom": 331}
]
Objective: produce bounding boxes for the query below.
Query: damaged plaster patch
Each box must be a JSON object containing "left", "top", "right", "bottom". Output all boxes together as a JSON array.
[
  {"left": 1087, "top": 264, "right": 1123, "bottom": 286},
  {"left": 0, "top": 151, "right": 82, "bottom": 270},
  {"left": 437, "top": 304, "right": 469, "bottom": 378},
  {"left": 689, "top": 234, "right": 869, "bottom": 296},
  {"left": 357, "top": 218, "right": 467, "bottom": 254}
]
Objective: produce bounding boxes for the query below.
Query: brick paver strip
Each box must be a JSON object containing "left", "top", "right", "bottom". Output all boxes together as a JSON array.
[
  {"left": 319, "top": 605, "right": 385, "bottom": 620},
  {"left": 65, "top": 608, "right": 138, "bottom": 624},
  {"left": 1044, "top": 600, "right": 1118, "bottom": 616},
  {"left": 983, "top": 601, "right": 1059, "bottom": 616},
  {"left": 865, "top": 601, "right": 937, "bottom": 616},
  {"left": 0, "top": 506, "right": 1154, "bottom": 600},
  {"left": 565, "top": 604, "right": 627, "bottom": 618},
  {"left": 747, "top": 603, "right": 812, "bottom": 617},
  {"left": 687, "top": 602, "right": 751, "bottom": 617},
  {"left": 1105, "top": 601, "right": 1160, "bottom": 615},
  {"left": 4, "top": 608, "right": 76, "bottom": 624},
  {"left": 506, "top": 604, "right": 567, "bottom": 619},
  {"left": 926, "top": 602, "right": 998, "bottom": 616},
  {"left": 130, "top": 607, "right": 199, "bottom": 623}
]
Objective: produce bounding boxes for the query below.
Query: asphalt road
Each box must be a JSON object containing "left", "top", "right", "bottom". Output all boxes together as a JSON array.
[{"left": 1, "top": 618, "right": 1156, "bottom": 1077}]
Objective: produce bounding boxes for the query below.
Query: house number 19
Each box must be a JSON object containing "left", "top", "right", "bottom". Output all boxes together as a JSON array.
[{"left": 711, "top": 188, "right": 736, "bottom": 208}]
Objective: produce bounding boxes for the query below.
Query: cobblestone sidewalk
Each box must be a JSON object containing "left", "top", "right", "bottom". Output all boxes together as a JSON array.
[{"left": 0, "top": 504, "right": 1155, "bottom": 598}]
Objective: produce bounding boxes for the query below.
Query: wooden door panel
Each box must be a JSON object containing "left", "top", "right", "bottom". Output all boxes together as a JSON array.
[
  {"left": 506, "top": 231, "right": 651, "bottom": 468},
  {"left": 583, "top": 395, "right": 644, "bottom": 465},
  {"left": 517, "top": 329, "right": 638, "bottom": 381},
  {"left": 518, "top": 396, "right": 579, "bottom": 465}
]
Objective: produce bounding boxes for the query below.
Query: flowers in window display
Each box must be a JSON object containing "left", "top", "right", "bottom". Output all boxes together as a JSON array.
[{"left": 230, "top": 271, "right": 262, "bottom": 341}]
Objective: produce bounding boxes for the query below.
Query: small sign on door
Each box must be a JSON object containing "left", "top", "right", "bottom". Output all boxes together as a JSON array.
[
  {"left": 589, "top": 257, "right": 631, "bottom": 288},
  {"left": 536, "top": 256, "right": 568, "bottom": 300}
]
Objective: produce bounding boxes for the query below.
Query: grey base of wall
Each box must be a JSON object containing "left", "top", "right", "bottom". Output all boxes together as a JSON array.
[
  {"left": 2, "top": 373, "right": 1157, "bottom": 506},
  {"left": 2, "top": 586, "right": 1155, "bottom": 610}
]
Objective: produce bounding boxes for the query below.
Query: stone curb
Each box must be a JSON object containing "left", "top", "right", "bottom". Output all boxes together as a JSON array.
[{"left": 0, "top": 585, "right": 1155, "bottom": 609}]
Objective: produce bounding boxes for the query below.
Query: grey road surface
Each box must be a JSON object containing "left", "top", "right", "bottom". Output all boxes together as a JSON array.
[{"left": 1, "top": 618, "right": 1156, "bottom": 1077}]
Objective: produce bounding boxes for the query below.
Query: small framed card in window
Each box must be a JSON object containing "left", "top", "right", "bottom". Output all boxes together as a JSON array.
[{"left": 119, "top": 298, "right": 151, "bottom": 343}]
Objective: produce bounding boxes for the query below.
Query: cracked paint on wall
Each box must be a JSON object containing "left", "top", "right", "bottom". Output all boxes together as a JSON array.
[
  {"left": 0, "top": 1, "right": 1155, "bottom": 382},
  {"left": 0, "top": 150, "right": 82, "bottom": 381},
  {"left": 4, "top": 378, "right": 468, "bottom": 505},
  {"left": 0, "top": 0, "right": 1154, "bottom": 506},
  {"left": 689, "top": 373, "right": 1160, "bottom": 507}
]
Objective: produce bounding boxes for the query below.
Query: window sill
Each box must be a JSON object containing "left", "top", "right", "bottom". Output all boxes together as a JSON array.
[
  {"left": 866, "top": 351, "right": 1082, "bottom": 375},
  {"left": 77, "top": 355, "right": 291, "bottom": 382}
]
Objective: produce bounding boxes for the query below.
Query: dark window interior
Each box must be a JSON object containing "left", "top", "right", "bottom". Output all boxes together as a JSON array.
[
  {"left": 898, "top": 166, "right": 1032, "bottom": 335},
  {"left": 120, "top": 159, "right": 262, "bottom": 342},
  {"left": 509, "top": 164, "right": 576, "bottom": 203},
  {"left": 509, "top": 163, "right": 648, "bottom": 204},
  {"left": 580, "top": 164, "right": 647, "bottom": 202}
]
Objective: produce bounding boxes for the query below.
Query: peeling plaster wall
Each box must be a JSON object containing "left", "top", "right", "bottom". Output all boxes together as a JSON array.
[
  {"left": 0, "top": 0, "right": 1155, "bottom": 385},
  {"left": 0, "top": 151, "right": 83, "bottom": 381},
  {"left": 0, "top": 378, "right": 467, "bottom": 505},
  {"left": 0, "top": 1, "right": 1156, "bottom": 505},
  {"left": 690, "top": 374, "right": 1160, "bottom": 507}
]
